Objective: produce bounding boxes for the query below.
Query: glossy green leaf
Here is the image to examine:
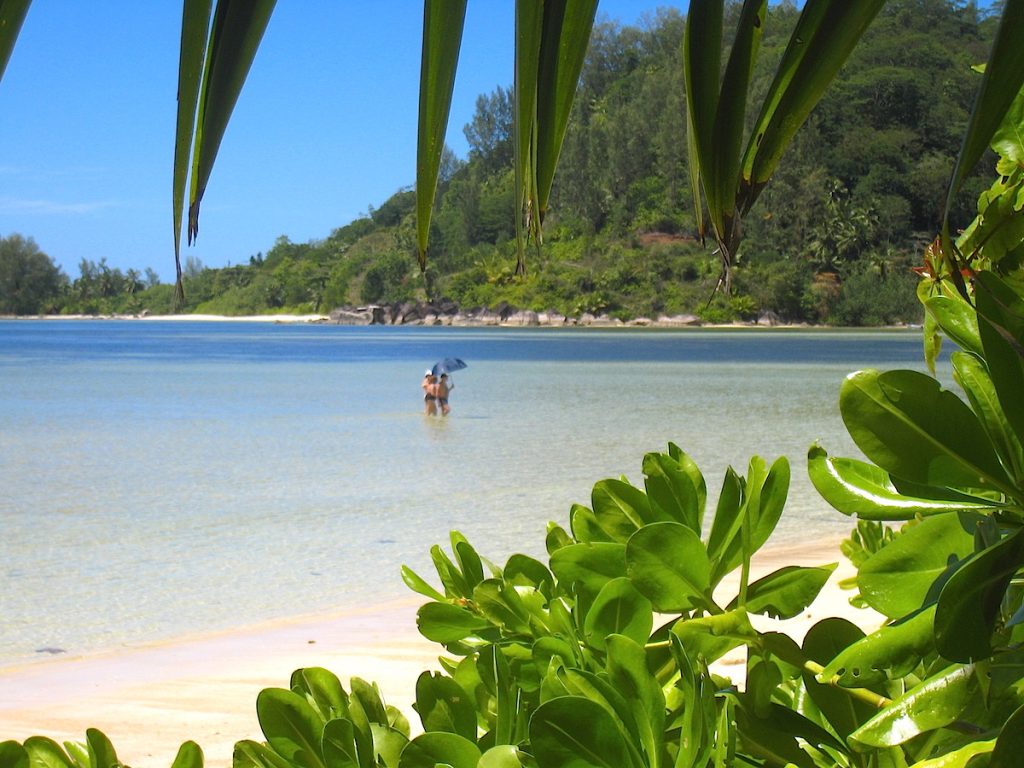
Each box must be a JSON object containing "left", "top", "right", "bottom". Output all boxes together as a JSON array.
[
  {"left": 739, "top": 0, "right": 885, "bottom": 208},
  {"left": 549, "top": 542, "right": 626, "bottom": 600},
  {"left": 233, "top": 740, "right": 294, "bottom": 768},
  {"left": 398, "top": 732, "right": 480, "bottom": 768},
  {"left": 0, "top": 0, "right": 31, "bottom": 82},
  {"left": 605, "top": 635, "right": 664, "bottom": 768},
  {"left": 291, "top": 667, "right": 348, "bottom": 724},
  {"left": 61, "top": 741, "right": 87, "bottom": 768},
  {"left": 705, "top": 466, "right": 743, "bottom": 575},
  {"left": 592, "top": 478, "right": 651, "bottom": 541},
  {"left": 431, "top": 543, "right": 471, "bottom": 598},
  {"left": 173, "top": 0, "right": 212, "bottom": 290},
  {"left": 415, "top": 0, "right": 467, "bottom": 267},
  {"left": 569, "top": 503, "right": 614, "bottom": 544},
  {"left": 625, "top": 521, "right": 711, "bottom": 612},
  {"left": 923, "top": 294, "right": 983, "bottom": 359},
  {"left": 21, "top": 737, "right": 73, "bottom": 768},
  {"left": 671, "top": 609, "right": 756, "bottom": 664},
  {"left": 413, "top": 671, "right": 476, "bottom": 740},
  {"left": 185, "top": 2, "right": 275, "bottom": 246},
  {"left": 859, "top": 513, "right": 980, "bottom": 619},
  {"left": 320, "top": 719, "right": 359, "bottom": 768},
  {"left": 400, "top": 566, "right": 445, "bottom": 602},
  {"left": 415, "top": 601, "right": 492, "bottom": 645},
  {"left": 943, "top": 0, "right": 1024, "bottom": 220},
  {"left": 976, "top": 271, "right": 1024, "bottom": 451},
  {"left": 529, "top": 696, "right": 635, "bottom": 768},
  {"left": 479, "top": 745, "right": 522, "bottom": 768},
  {"left": 85, "top": 730, "right": 118, "bottom": 768},
  {"left": 368, "top": 724, "right": 408, "bottom": 768},
  {"left": 452, "top": 531, "right": 485, "bottom": 590},
  {"left": 808, "top": 444, "right": 996, "bottom": 521},
  {"left": 504, "top": 553, "right": 553, "bottom": 592},
  {"left": 349, "top": 678, "right": 388, "bottom": 729},
  {"left": 670, "top": 635, "right": 716, "bottom": 768},
  {"left": 935, "top": 528, "right": 1024, "bottom": 662},
  {"left": 840, "top": 369, "right": 1012, "bottom": 494},
  {"left": 952, "top": 350, "right": 1024, "bottom": 484},
  {"left": 735, "top": 698, "right": 846, "bottom": 767},
  {"left": 582, "top": 577, "right": 653, "bottom": 652},
  {"left": 850, "top": 664, "right": 976, "bottom": 748},
  {"left": 819, "top": 606, "right": 936, "bottom": 688},
  {"left": 642, "top": 451, "right": 702, "bottom": 532},
  {"left": 801, "top": 618, "right": 873, "bottom": 741},
  {"left": 0, "top": 743, "right": 28, "bottom": 768},
  {"left": 991, "top": 703, "right": 1024, "bottom": 768},
  {"left": 170, "top": 741, "right": 203, "bottom": 768},
  {"left": 729, "top": 563, "right": 836, "bottom": 620},
  {"left": 256, "top": 688, "right": 325, "bottom": 768},
  {"left": 473, "top": 579, "right": 530, "bottom": 634}
]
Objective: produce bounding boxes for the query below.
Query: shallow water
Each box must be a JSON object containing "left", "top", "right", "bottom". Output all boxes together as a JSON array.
[{"left": 0, "top": 321, "right": 945, "bottom": 665}]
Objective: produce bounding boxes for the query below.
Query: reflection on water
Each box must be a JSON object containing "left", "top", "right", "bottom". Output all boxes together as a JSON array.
[{"left": 0, "top": 321, "right": 946, "bottom": 665}]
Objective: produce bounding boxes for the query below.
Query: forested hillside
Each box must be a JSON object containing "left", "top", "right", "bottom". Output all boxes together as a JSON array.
[{"left": 1, "top": 0, "right": 999, "bottom": 325}]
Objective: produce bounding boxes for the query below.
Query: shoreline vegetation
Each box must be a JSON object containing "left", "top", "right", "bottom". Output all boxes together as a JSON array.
[{"left": 0, "top": 538, "right": 873, "bottom": 768}]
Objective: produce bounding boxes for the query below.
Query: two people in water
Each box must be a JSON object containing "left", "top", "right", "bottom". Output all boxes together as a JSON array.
[{"left": 421, "top": 370, "right": 454, "bottom": 416}]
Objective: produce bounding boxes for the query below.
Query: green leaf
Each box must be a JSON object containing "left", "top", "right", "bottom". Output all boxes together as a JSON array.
[
  {"left": 478, "top": 745, "right": 522, "bottom": 768},
  {"left": 923, "top": 294, "right": 983, "bottom": 359},
  {"left": 991, "top": 703, "right": 1024, "bottom": 768},
  {"left": 625, "top": 522, "right": 711, "bottom": 612},
  {"left": 935, "top": 528, "right": 1024, "bottom": 662},
  {"left": 529, "top": 697, "right": 635, "bottom": 768},
  {"left": 233, "top": 740, "right": 294, "bottom": 768},
  {"left": 400, "top": 566, "right": 445, "bottom": 602},
  {"left": 591, "top": 478, "right": 651, "bottom": 541},
  {"left": 397, "top": 732, "right": 480, "bottom": 768},
  {"left": 976, "top": 271, "right": 1024, "bottom": 453},
  {"left": 473, "top": 579, "right": 530, "bottom": 634},
  {"left": 452, "top": 532, "right": 485, "bottom": 590},
  {"left": 808, "top": 445, "right": 997, "bottom": 521},
  {"left": 671, "top": 609, "right": 756, "bottom": 664},
  {"left": 21, "top": 738, "right": 73, "bottom": 768},
  {"left": 840, "top": 369, "right": 1012, "bottom": 494},
  {"left": 415, "top": 0, "right": 467, "bottom": 267},
  {"left": 504, "top": 553, "right": 553, "bottom": 593},
  {"left": 256, "top": 689, "right": 326, "bottom": 768},
  {"left": 801, "top": 618, "right": 873, "bottom": 741},
  {"left": 349, "top": 678, "right": 389, "bottom": 728},
  {"left": 858, "top": 513, "right": 980, "bottom": 619},
  {"left": 739, "top": 0, "right": 885, "bottom": 209},
  {"left": 952, "top": 350, "right": 1024, "bottom": 485},
  {"left": 569, "top": 503, "right": 615, "bottom": 544},
  {"left": 642, "top": 451, "right": 703, "bottom": 533},
  {"left": 291, "top": 667, "right": 349, "bottom": 724},
  {"left": 185, "top": 2, "right": 275, "bottom": 247},
  {"left": 415, "top": 601, "right": 493, "bottom": 645},
  {"left": 819, "top": 606, "right": 936, "bottom": 688},
  {"left": 171, "top": 742, "right": 204, "bottom": 768},
  {"left": 582, "top": 577, "right": 653, "bottom": 652},
  {"left": 0, "top": 743, "right": 28, "bottom": 768},
  {"left": 943, "top": 0, "right": 1024, "bottom": 220},
  {"left": 706, "top": 466, "right": 743, "bottom": 574},
  {"left": 850, "top": 664, "right": 976, "bottom": 749},
  {"left": 735, "top": 698, "right": 846, "bottom": 768},
  {"left": 320, "top": 719, "right": 359, "bottom": 768},
  {"left": 413, "top": 671, "right": 476, "bottom": 741},
  {"left": 85, "top": 730, "right": 118, "bottom": 768},
  {"left": 368, "top": 724, "right": 408, "bottom": 768},
  {"left": 431, "top": 544, "right": 471, "bottom": 599},
  {"left": 0, "top": 0, "right": 30, "bottom": 85},
  {"left": 549, "top": 542, "right": 627, "bottom": 601},
  {"left": 605, "top": 635, "right": 664, "bottom": 768},
  {"left": 729, "top": 563, "right": 836, "bottom": 620}
]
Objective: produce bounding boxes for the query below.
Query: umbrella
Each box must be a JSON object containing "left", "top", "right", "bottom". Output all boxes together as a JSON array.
[{"left": 432, "top": 357, "right": 467, "bottom": 376}]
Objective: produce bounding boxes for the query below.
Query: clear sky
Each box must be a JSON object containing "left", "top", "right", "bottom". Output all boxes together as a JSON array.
[{"left": 0, "top": 1, "right": 687, "bottom": 283}]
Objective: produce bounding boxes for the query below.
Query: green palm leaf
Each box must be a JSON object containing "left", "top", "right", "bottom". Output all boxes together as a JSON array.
[
  {"left": 0, "top": 0, "right": 31, "bottom": 84},
  {"left": 173, "top": 0, "right": 275, "bottom": 300},
  {"left": 415, "top": 0, "right": 468, "bottom": 270}
]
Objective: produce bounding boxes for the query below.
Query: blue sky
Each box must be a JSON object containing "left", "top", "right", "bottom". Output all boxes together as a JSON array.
[{"left": 0, "top": 1, "right": 687, "bottom": 283}]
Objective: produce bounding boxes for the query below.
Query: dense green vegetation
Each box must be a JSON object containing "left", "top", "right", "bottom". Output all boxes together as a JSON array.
[{"left": 0, "top": 0, "right": 999, "bottom": 324}]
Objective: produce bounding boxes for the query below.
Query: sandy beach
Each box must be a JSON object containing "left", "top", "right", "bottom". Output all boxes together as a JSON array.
[{"left": 0, "top": 541, "right": 880, "bottom": 767}]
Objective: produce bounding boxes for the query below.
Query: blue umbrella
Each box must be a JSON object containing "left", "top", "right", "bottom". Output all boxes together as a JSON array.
[{"left": 432, "top": 357, "right": 467, "bottom": 376}]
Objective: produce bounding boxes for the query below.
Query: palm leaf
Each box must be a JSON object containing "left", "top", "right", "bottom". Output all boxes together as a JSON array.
[
  {"left": 173, "top": 0, "right": 214, "bottom": 300},
  {"left": 0, "top": 0, "right": 31, "bottom": 84},
  {"left": 415, "top": 0, "right": 468, "bottom": 270}
]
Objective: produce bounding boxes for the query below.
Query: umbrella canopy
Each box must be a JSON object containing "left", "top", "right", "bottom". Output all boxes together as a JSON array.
[{"left": 432, "top": 357, "right": 467, "bottom": 376}]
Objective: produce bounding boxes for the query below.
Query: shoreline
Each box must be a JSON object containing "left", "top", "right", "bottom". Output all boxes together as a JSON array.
[{"left": 0, "top": 538, "right": 879, "bottom": 768}]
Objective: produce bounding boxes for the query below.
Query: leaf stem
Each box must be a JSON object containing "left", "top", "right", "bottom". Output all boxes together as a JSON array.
[{"left": 803, "top": 660, "right": 891, "bottom": 709}]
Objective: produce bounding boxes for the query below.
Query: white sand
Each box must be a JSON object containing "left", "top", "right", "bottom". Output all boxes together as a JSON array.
[{"left": 0, "top": 543, "right": 880, "bottom": 768}]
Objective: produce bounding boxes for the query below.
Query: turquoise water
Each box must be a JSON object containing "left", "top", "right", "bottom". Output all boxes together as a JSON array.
[{"left": 0, "top": 321, "right": 944, "bottom": 665}]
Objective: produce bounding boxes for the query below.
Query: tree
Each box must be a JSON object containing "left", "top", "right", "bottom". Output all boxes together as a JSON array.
[
  {"left": 0, "top": 233, "right": 65, "bottom": 314},
  {"left": 463, "top": 85, "right": 513, "bottom": 173}
]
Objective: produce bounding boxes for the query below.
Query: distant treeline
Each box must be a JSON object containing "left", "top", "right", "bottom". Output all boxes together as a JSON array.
[{"left": 0, "top": 0, "right": 999, "bottom": 325}]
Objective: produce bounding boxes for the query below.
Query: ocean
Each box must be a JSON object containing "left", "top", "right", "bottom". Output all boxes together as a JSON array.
[{"left": 0, "top": 320, "right": 944, "bottom": 666}]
